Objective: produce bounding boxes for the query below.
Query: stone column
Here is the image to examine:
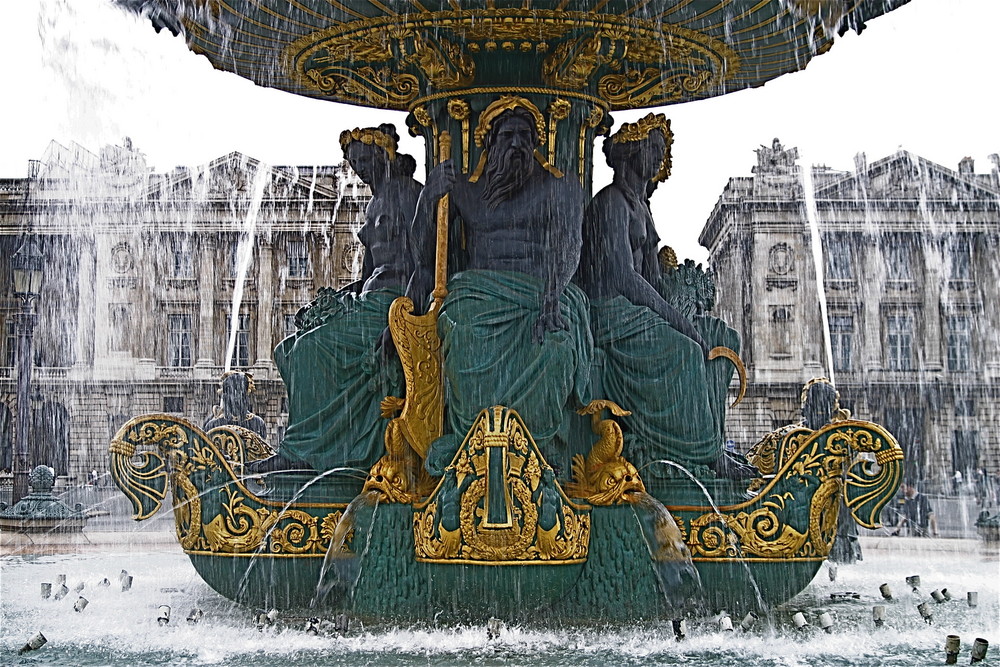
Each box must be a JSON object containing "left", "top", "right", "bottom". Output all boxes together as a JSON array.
[
  {"left": 922, "top": 249, "right": 943, "bottom": 373},
  {"left": 861, "top": 236, "right": 883, "bottom": 373},
  {"left": 73, "top": 237, "right": 96, "bottom": 370},
  {"left": 195, "top": 237, "right": 217, "bottom": 369},
  {"left": 254, "top": 241, "right": 275, "bottom": 371}
]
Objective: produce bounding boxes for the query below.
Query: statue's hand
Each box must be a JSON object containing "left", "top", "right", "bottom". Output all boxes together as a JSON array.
[
  {"left": 532, "top": 302, "right": 568, "bottom": 343},
  {"left": 423, "top": 159, "right": 456, "bottom": 202}
]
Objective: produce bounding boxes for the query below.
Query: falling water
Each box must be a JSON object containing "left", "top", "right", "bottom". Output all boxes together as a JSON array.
[
  {"left": 223, "top": 161, "right": 271, "bottom": 373},
  {"left": 801, "top": 156, "right": 836, "bottom": 384}
]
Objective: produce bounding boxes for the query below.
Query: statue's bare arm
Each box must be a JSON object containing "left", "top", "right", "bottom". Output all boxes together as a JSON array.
[
  {"left": 534, "top": 181, "right": 584, "bottom": 342},
  {"left": 588, "top": 191, "right": 708, "bottom": 354},
  {"left": 406, "top": 160, "right": 457, "bottom": 313}
]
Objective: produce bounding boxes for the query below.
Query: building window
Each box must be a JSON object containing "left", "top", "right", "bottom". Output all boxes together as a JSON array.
[
  {"left": 230, "top": 314, "right": 250, "bottom": 368},
  {"left": 886, "top": 314, "right": 913, "bottom": 371},
  {"left": 288, "top": 239, "right": 310, "bottom": 278},
  {"left": 171, "top": 237, "right": 195, "bottom": 278},
  {"left": 948, "top": 240, "right": 972, "bottom": 281},
  {"left": 283, "top": 313, "right": 298, "bottom": 339},
  {"left": 829, "top": 315, "right": 854, "bottom": 372},
  {"left": 825, "top": 238, "right": 853, "bottom": 280},
  {"left": 946, "top": 315, "right": 971, "bottom": 372},
  {"left": 4, "top": 320, "right": 15, "bottom": 366},
  {"left": 167, "top": 314, "right": 192, "bottom": 367},
  {"left": 163, "top": 396, "right": 185, "bottom": 413},
  {"left": 886, "top": 243, "right": 912, "bottom": 281}
]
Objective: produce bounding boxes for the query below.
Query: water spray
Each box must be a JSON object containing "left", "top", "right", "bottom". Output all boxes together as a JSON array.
[
  {"left": 872, "top": 605, "right": 886, "bottom": 628},
  {"left": 879, "top": 583, "right": 893, "bottom": 600},
  {"left": 827, "top": 563, "right": 837, "bottom": 582},
  {"left": 945, "top": 635, "right": 961, "bottom": 664},
  {"left": 17, "top": 632, "right": 47, "bottom": 655},
  {"left": 971, "top": 638, "right": 989, "bottom": 663}
]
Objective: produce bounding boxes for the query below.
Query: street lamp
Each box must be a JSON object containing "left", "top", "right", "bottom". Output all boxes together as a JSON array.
[{"left": 10, "top": 236, "right": 44, "bottom": 504}]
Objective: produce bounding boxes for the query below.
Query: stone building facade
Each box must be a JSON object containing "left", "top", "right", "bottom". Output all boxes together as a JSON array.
[
  {"left": 700, "top": 141, "right": 1000, "bottom": 491},
  {"left": 0, "top": 140, "right": 365, "bottom": 482}
]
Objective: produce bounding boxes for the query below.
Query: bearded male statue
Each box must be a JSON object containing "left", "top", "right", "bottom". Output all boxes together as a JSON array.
[{"left": 407, "top": 98, "right": 592, "bottom": 470}]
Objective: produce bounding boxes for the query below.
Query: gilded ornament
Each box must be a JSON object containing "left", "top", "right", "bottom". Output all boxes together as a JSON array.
[
  {"left": 285, "top": 9, "right": 740, "bottom": 111},
  {"left": 565, "top": 400, "right": 645, "bottom": 505},
  {"left": 682, "top": 420, "right": 902, "bottom": 561},
  {"left": 412, "top": 106, "right": 432, "bottom": 127},
  {"left": 413, "top": 406, "right": 590, "bottom": 564},
  {"left": 107, "top": 415, "right": 351, "bottom": 557}
]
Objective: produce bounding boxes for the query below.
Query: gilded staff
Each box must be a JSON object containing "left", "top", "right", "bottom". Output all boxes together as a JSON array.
[{"left": 432, "top": 131, "right": 452, "bottom": 308}]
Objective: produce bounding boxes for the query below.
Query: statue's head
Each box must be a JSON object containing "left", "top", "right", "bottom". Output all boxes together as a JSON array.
[
  {"left": 800, "top": 377, "right": 840, "bottom": 430},
  {"left": 340, "top": 124, "right": 414, "bottom": 187},
  {"left": 469, "top": 97, "right": 546, "bottom": 208},
  {"left": 219, "top": 371, "right": 254, "bottom": 416},
  {"left": 604, "top": 113, "right": 673, "bottom": 185}
]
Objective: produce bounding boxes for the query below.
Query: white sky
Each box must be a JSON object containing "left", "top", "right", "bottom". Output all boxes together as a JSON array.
[{"left": 2, "top": 0, "right": 998, "bottom": 261}]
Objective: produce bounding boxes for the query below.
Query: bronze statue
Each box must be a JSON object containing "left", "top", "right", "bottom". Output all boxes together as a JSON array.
[
  {"left": 203, "top": 371, "right": 267, "bottom": 441},
  {"left": 408, "top": 97, "right": 591, "bottom": 466},
  {"left": 269, "top": 124, "right": 421, "bottom": 474},
  {"left": 575, "top": 113, "right": 751, "bottom": 479}
]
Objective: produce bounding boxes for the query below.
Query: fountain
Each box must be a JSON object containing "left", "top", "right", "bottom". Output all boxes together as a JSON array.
[{"left": 91, "top": 0, "right": 921, "bottom": 622}]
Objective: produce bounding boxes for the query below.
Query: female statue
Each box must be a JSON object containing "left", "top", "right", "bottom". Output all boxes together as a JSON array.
[
  {"left": 575, "top": 114, "right": 750, "bottom": 478},
  {"left": 271, "top": 124, "right": 421, "bottom": 473}
]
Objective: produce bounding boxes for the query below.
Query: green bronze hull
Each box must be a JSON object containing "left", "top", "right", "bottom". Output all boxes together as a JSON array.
[{"left": 109, "top": 413, "right": 901, "bottom": 620}]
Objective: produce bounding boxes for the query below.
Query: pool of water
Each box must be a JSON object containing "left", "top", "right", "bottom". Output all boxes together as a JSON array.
[{"left": 1, "top": 539, "right": 996, "bottom": 666}]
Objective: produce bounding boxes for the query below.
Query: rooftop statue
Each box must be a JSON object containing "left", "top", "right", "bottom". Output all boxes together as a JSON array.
[
  {"left": 576, "top": 114, "right": 752, "bottom": 479},
  {"left": 268, "top": 125, "right": 421, "bottom": 473},
  {"left": 408, "top": 98, "right": 591, "bottom": 470}
]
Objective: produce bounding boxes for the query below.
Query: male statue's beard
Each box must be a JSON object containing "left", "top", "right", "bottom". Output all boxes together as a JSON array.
[{"left": 482, "top": 143, "right": 534, "bottom": 209}]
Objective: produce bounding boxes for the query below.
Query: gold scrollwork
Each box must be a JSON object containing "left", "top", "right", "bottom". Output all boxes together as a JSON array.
[
  {"left": 599, "top": 69, "right": 714, "bottom": 108},
  {"left": 285, "top": 10, "right": 740, "bottom": 111},
  {"left": 413, "top": 406, "right": 590, "bottom": 564},
  {"left": 108, "top": 415, "right": 351, "bottom": 557},
  {"left": 684, "top": 420, "right": 902, "bottom": 560}
]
